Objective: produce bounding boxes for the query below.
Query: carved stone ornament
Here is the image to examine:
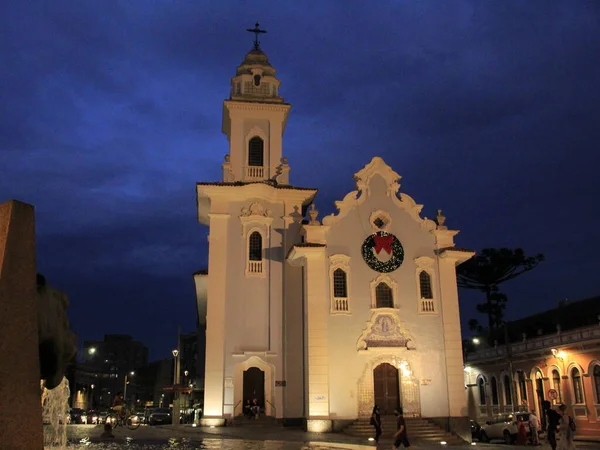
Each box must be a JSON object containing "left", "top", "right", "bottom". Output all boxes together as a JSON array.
[
  {"left": 357, "top": 312, "right": 411, "bottom": 351},
  {"left": 308, "top": 204, "right": 320, "bottom": 225},
  {"left": 240, "top": 202, "right": 271, "bottom": 218},
  {"left": 322, "top": 157, "right": 438, "bottom": 233}
]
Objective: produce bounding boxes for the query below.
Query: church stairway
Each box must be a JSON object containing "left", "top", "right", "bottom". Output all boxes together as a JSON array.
[{"left": 343, "top": 416, "right": 465, "bottom": 445}]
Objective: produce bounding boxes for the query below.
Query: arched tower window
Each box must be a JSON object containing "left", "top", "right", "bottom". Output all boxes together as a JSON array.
[
  {"left": 419, "top": 271, "right": 433, "bottom": 299},
  {"left": 248, "top": 137, "right": 264, "bottom": 167},
  {"left": 552, "top": 369, "right": 562, "bottom": 403},
  {"left": 248, "top": 231, "right": 262, "bottom": 261},
  {"left": 572, "top": 368, "right": 584, "bottom": 404},
  {"left": 478, "top": 377, "right": 487, "bottom": 405},
  {"left": 333, "top": 269, "right": 347, "bottom": 298},
  {"left": 375, "top": 282, "right": 393, "bottom": 308},
  {"left": 503, "top": 374, "right": 513, "bottom": 405},
  {"left": 491, "top": 377, "right": 499, "bottom": 405}
]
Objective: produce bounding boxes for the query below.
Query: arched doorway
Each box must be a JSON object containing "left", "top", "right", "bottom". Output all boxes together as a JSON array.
[
  {"left": 374, "top": 363, "right": 400, "bottom": 414},
  {"left": 243, "top": 367, "right": 265, "bottom": 409}
]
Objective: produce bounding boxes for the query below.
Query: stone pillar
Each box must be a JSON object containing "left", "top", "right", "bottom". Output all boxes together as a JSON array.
[
  {"left": 0, "top": 200, "right": 43, "bottom": 449},
  {"left": 303, "top": 249, "right": 331, "bottom": 432},
  {"left": 201, "top": 213, "right": 230, "bottom": 426},
  {"left": 438, "top": 255, "right": 467, "bottom": 417}
]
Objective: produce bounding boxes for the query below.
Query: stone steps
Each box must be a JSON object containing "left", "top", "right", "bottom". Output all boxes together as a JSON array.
[{"left": 343, "top": 417, "right": 464, "bottom": 445}]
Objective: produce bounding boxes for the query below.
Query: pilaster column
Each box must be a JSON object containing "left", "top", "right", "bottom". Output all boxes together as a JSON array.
[
  {"left": 202, "top": 213, "right": 230, "bottom": 425},
  {"left": 303, "top": 250, "right": 330, "bottom": 420},
  {"left": 438, "top": 254, "right": 468, "bottom": 417}
]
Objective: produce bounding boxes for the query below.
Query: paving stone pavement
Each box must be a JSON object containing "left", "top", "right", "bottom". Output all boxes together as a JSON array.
[{"left": 65, "top": 424, "right": 599, "bottom": 449}]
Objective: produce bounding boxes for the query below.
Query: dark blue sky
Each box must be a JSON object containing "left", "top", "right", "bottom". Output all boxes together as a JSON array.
[{"left": 2, "top": 2, "right": 599, "bottom": 360}]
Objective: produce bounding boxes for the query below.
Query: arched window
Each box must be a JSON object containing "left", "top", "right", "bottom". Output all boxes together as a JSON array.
[
  {"left": 478, "top": 377, "right": 487, "bottom": 405},
  {"left": 491, "top": 377, "right": 499, "bottom": 405},
  {"left": 593, "top": 365, "right": 600, "bottom": 404},
  {"left": 248, "top": 137, "right": 264, "bottom": 167},
  {"left": 375, "top": 282, "right": 393, "bottom": 308},
  {"left": 572, "top": 368, "right": 584, "bottom": 404},
  {"left": 248, "top": 231, "right": 262, "bottom": 261},
  {"left": 333, "top": 269, "right": 347, "bottom": 298},
  {"left": 552, "top": 370, "right": 562, "bottom": 403},
  {"left": 518, "top": 371, "right": 527, "bottom": 402},
  {"left": 504, "top": 374, "right": 512, "bottom": 405},
  {"left": 418, "top": 271, "right": 433, "bottom": 299}
]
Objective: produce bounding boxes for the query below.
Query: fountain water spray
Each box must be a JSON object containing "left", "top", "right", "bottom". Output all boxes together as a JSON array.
[{"left": 42, "top": 377, "right": 70, "bottom": 449}]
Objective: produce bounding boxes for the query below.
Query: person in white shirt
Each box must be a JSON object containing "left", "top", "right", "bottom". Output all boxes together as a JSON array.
[{"left": 529, "top": 412, "right": 540, "bottom": 445}]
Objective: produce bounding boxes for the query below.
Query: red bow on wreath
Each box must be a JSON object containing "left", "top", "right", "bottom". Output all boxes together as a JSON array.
[{"left": 373, "top": 235, "right": 394, "bottom": 255}]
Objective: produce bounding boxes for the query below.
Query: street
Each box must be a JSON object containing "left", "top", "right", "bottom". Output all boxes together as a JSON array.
[{"left": 64, "top": 425, "right": 599, "bottom": 449}]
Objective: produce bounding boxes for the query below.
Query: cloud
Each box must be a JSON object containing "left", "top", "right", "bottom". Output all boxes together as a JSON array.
[{"left": 2, "top": 0, "right": 599, "bottom": 357}]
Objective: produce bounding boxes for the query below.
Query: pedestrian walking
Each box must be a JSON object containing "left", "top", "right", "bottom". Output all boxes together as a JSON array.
[
  {"left": 370, "top": 405, "right": 382, "bottom": 443},
  {"left": 392, "top": 407, "right": 410, "bottom": 449},
  {"left": 528, "top": 412, "right": 540, "bottom": 445}
]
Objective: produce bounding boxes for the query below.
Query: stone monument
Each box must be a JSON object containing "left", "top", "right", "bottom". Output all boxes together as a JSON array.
[{"left": 0, "top": 200, "right": 43, "bottom": 449}]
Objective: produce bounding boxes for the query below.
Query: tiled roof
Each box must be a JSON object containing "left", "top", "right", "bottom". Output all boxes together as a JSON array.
[
  {"left": 196, "top": 180, "right": 317, "bottom": 191},
  {"left": 193, "top": 269, "right": 208, "bottom": 276}
]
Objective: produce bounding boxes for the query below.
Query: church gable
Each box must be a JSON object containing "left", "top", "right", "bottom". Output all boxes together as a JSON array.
[{"left": 322, "top": 156, "right": 437, "bottom": 232}]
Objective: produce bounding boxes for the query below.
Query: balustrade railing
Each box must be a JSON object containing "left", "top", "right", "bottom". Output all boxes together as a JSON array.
[
  {"left": 419, "top": 299, "right": 435, "bottom": 313},
  {"left": 331, "top": 297, "right": 349, "bottom": 313},
  {"left": 247, "top": 261, "right": 263, "bottom": 275},
  {"left": 245, "top": 166, "right": 264, "bottom": 179}
]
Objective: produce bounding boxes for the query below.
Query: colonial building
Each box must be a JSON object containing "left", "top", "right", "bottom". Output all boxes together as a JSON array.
[
  {"left": 464, "top": 296, "right": 600, "bottom": 440},
  {"left": 194, "top": 32, "right": 474, "bottom": 438}
]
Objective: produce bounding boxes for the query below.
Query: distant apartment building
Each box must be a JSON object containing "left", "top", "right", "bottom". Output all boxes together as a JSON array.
[
  {"left": 73, "top": 334, "right": 148, "bottom": 408},
  {"left": 465, "top": 296, "right": 600, "bottom": 439}
]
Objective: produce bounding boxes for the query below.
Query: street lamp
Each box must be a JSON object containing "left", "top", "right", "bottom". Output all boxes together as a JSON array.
[
  {"left": 472, "top": 338, "right": 480, "bottom": 345},
  {"left": 123, "top": 371, "right": 135, "bottom": 403},
  {"left": 88, "top": 347, "right": 96, "bottom": 355},
  {"left": 172, "top": 348, "right": 181, "bottom": 425}
]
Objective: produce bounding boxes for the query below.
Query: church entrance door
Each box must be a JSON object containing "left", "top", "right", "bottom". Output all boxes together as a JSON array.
[
  {"left": 243, "top": 367, "right": 265, "bottom": 410},
  {"left": 373, "top": 363, "right": 400, "bottom": 415}
]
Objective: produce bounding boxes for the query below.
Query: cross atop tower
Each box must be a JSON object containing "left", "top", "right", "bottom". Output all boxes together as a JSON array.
[{"left": 246, "top": 22, "right": 267, "bottom": 50}]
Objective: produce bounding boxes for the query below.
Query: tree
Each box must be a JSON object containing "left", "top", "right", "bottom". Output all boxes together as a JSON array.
[{"left": 457, "top": 248, "right": 544, "bottom": 339}]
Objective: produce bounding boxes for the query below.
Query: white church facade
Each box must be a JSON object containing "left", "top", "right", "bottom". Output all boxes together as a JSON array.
[{"left": 194, "top": 37, "right": 474, "bottom": 437}]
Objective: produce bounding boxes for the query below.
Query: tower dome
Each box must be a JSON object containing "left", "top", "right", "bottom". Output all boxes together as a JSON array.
[{"left": 229, "top": 24, "right": 283, "bottom": 103}]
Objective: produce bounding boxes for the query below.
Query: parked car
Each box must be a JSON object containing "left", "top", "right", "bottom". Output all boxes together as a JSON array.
[
  {"left": 148, "top": 408, "right": 172, "bottom": 425},
  {"left": 470, "top": 420, "right": 482, "bottom": 441},
  {"left": 479, "top": 412, "right": 531, "bottom": 444},
  {"left": 69, "top": 408, "right": 87, "bottom": 424}
]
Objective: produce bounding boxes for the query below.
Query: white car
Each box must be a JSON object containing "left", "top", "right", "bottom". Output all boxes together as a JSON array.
[{"left": 479, "top": 412, "right": 531, "bottom": 444}]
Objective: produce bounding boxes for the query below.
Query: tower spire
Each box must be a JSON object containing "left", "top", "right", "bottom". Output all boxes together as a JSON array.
[{"left": 246, "top": 22, "right": 267, "bottom": 50}]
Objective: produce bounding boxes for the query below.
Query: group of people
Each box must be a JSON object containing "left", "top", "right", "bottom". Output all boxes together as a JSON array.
[
  {"left": 515, "top": 401, "right": 576, "bottom": 449},
  {"left": 370, "top": 400, "right": 577, "bottom": 449},
  {"left": 370, "top": 405, "right": 410, "bottom": 449}
]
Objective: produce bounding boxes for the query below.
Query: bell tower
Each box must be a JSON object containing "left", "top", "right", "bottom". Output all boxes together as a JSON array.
[{"left": 221, "top": 23, "right": 291, "bottom": 184}]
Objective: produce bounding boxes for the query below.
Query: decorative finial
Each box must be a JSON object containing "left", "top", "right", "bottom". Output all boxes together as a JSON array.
[
  {"left": 436, "top": 209, "right": 447, "bottom": 230},
  {"left": 224, "top": 154, "right": 230, "bottom": 162},
  {"left": 246, "top": 22, "right": 267, "bottom": 50},
  {"left": 281, "top": 156, "right": 288, "bottom": 164},
  {"left": 308, "top": 203, "right": 320, "bottom": 225}
]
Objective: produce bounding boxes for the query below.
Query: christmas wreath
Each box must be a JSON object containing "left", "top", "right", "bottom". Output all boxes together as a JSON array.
[{"left": 361, "top": 231, "right": 404, "bottom": 273}]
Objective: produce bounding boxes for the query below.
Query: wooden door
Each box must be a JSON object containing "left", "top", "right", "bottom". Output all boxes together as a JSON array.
[
  {"left": 243, "top": 367, "right": 265, "bottom": 408},
  {"left": 373, "top": 363, "right": 400, "bottom": 414}
]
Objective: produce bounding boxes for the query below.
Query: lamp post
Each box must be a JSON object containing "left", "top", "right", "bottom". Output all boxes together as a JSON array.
[
  {"left": 123, "top": 371, "right": 134, "bottom": 405},
  {"left": 172, "top": 348, "right": 180, "bottom": 425}
]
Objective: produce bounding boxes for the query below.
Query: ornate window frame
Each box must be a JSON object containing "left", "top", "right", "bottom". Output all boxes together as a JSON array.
[
  {"left": 588, "top": 360, "right": 600, "bottom": 406},
  {"left": 329, "top": 254, "right": 351, "bottom": 315},
  {"left": 414, "top": 256, "right": 438, "bottom": 315},
  {"left": 548, "top": 366, "right": 563, "bottom": 405},
  {"left": 568, "top": 363, "right": 586, "bottom": 405},
  {"left": 240, "top": 202, "right": 273, "bottom": 278},
  {"left": 370, "top": 273, "right": 399, "bottom": 310},
  {"left": 369, "top": 210, "right": 392, "bottom": 232}
]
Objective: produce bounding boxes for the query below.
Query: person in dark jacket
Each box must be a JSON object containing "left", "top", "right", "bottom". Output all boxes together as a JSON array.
[
  {"left": 393, "top": 407, "right": 411, "bottom": 449},
  {"left": 371, "top": 405, "right": 382, "bottom": 443}
]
